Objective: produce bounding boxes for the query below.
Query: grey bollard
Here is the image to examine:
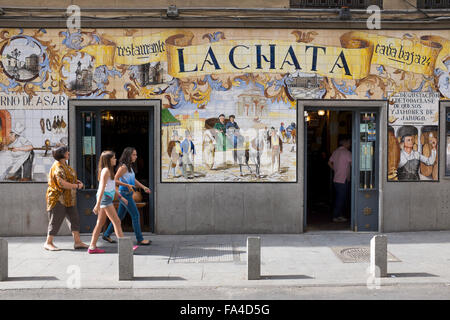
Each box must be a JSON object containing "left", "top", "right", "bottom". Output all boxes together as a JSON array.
[
  {"left": 0, "top": 239, "right": 7, "bottom": 281},
  {"left": 247, "top": 237, "right": 261, "bottom": 280},
  {"left": 118, "top": 237, "right": 133, "bottom": 281},
  {"left": 370, "top": 235, "right": 387, "bottom": 278}
]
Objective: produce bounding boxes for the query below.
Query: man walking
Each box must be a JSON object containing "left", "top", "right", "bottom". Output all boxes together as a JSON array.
[{"left": 328, "top": 138, "right": 352, "bottom": 222}]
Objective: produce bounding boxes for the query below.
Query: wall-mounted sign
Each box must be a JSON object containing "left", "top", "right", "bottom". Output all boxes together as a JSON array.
[
  {"left": 83, "top": 136, "right": 96, "bottom": 156},
  {"left": 0, "top": 93, "right": 68, "bottom": 109},
  {"left": 360, "top": 142, "right": 373, "bottom": 171}
]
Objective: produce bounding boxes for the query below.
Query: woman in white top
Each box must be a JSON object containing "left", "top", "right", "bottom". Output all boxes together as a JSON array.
[{"left": 88, "top": 151, "right": 126, "bottom": 254}]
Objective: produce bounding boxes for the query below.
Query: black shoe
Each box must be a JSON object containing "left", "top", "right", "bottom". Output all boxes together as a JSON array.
[
  {"left": 102, "top": 235, "right": 116, "bottom": 244},
  {"left": 137, "top": 240, "right": 152, "bottom": 245}
]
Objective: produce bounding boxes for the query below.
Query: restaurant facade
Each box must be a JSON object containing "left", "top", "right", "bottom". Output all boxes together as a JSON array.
[{"left": 0, "top": 3, "right": 449, "bottom": 236}]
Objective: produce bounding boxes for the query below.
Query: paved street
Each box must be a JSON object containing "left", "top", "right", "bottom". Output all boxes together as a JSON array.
[
  {"left": 1, "top": 283, "right": 450, "bottom": 300},
  {"left": 1, "top": 230, "right": 450, "bottom": 300}
]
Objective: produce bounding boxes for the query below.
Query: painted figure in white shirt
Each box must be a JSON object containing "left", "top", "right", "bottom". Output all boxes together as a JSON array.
[{"left": 398, "top": 133, "right": 437, "bottom": 181}]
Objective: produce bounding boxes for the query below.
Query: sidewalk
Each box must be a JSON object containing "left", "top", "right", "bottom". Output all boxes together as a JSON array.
[{"left": 1, "top": 231, "right": 450, "bottom": 290}]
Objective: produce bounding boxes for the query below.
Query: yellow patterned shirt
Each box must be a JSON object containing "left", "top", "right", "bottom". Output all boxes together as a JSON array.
[{"left": 46, "top": 161, "right": 77, "bottom": 211}]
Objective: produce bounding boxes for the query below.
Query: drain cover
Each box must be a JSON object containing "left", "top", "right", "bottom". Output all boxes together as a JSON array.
[
  {"left": 169, "top": 243, "right": 240, "bottom": 263},
  {"left": 331, "top": 247, "right": 401, "bottom": 263}
]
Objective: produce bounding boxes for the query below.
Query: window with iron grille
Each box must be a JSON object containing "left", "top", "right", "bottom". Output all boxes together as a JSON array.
[
  {"left": 290, "top": 0, "right": 382, "bottom": 8},
  {"left": 417, "top": 0, "right": 450, "bottom": 8}
]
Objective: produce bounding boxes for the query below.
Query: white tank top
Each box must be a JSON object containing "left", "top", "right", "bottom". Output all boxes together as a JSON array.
[{"left": 97, "top": 168, "right": 115, "bottom": 198}]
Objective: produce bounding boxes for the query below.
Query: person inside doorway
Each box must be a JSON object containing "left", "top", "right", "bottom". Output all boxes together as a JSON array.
[{"left": 328, "top": 137, "right": 352, "bottom": 223}]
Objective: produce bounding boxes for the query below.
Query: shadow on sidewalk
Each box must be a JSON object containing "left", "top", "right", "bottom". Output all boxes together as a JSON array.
[
  {"left": 132, "top": 276, "right": 186, "bottom": 281},
  {"left": 387, "top": 272, "right": 439, "bottom": 278},
  {"left": 6, "top": 276, "right": 59, "bottom": 281},
  {"left": 261, "top": 275, "right": 314, "bottom": 280}
]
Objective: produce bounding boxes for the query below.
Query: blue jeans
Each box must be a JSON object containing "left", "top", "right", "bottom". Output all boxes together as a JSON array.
[
  {"left": 103, "top": 190, "right": 144, "bottom": 242},
  {"left": 333, "top": 182, "right": 349, "bottom": 219}
]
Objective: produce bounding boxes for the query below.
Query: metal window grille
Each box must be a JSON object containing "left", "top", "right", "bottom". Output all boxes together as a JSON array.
[
  {"left": 417, "top": 0, "right": 450, "bottom": 8},
  {"left": 290, "top": 0, "right": 382, "bottom": 8}
]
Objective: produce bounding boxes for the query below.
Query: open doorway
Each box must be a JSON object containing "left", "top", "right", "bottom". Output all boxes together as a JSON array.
[
  {"left": 75, "top": 103, "right": 155, "bottom": 235},
  {"left": 100, "top": 110, "right": 151, "bottom": 232},
  {"left": 305, "top": 109, "right": 352, "bottom": 231}
]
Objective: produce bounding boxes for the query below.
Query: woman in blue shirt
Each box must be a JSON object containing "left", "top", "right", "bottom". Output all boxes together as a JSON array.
[{"left": 102, "top": 147, "right": 152, "bottom": 245}]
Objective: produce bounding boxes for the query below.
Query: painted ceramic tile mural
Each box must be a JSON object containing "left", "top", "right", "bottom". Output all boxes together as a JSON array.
[
  {"left": 0, "top": 28, "right": 448, "bottom": 182},
  {"left": 387, "top": 92, "right": 440, "bottom": 181},
  {"left": 0, "top": 91, "right": 67, "bottom": 182}
]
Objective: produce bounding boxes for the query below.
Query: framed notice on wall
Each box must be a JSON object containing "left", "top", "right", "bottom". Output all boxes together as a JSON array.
[{"left": 387, "top": 92, "right": 440, "bottom": 182}]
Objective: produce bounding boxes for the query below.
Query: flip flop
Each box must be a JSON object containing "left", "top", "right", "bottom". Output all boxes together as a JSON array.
[
  {"left": 74, "top": 244, "right": 89, "bottom": 250},
  {"left": 44, "top": 245, "right": 61, "bottom": 251},
  {"left": 133, "top": 245, "right": 139, "bottom": 251}
]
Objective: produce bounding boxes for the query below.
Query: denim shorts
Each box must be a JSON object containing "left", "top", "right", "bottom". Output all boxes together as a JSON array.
[{"left": 99, "top": 194, "right": 114, "bottom": 208}]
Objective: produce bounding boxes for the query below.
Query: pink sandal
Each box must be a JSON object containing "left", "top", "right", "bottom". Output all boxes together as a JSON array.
[
  {"left": 133, "top": 245, "right": 139, "bottom": 251},
  {"left": 88, "top": 247, "right": 106, "bottom": 254}
]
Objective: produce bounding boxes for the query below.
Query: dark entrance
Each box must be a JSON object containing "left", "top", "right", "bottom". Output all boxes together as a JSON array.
[
  {"left": 100, "top": 110, "right": 150, "bottom": 232},
  {"left": 304, "top": 107, "right": 380, "bottom": 232},
  {"left": 74, "top": 105, "right": 155, "bottom": 234},
  {"left": 305, "top": 110, "right": 352, "bottom": 231}
]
